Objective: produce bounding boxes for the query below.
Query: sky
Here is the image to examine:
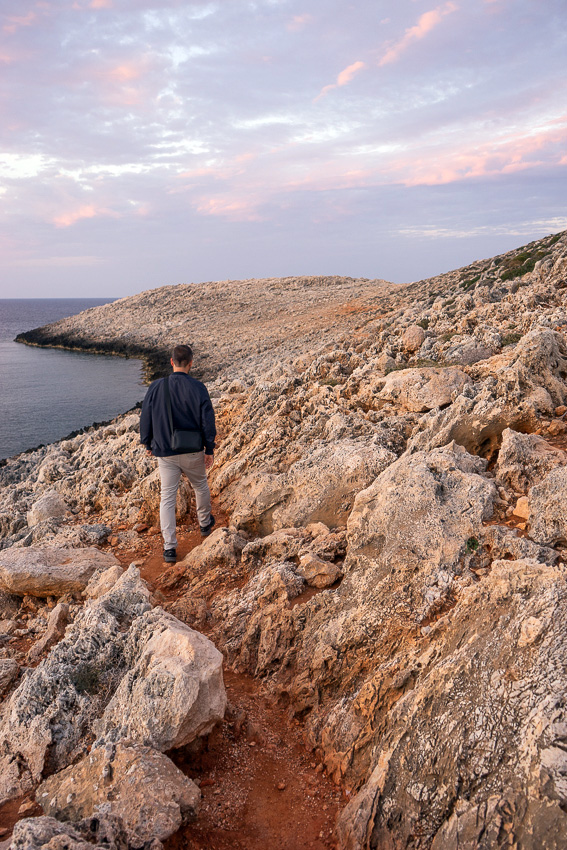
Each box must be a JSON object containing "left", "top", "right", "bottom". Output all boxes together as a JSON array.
[{"left": 0, "top": 0, "right": 566, "bottom": 297}]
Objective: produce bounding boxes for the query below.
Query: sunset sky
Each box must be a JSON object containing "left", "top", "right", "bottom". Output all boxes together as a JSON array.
[{"left": 1, "top": 0, "right": 565, "bottom": 297}]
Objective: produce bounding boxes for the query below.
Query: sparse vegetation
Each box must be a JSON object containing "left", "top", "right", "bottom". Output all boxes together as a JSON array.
[
  {"left": 417, "top": 318, "right": 429, "bottom": 330},
  {"left": 465, "top": 536, "right": 480, "bottom": 554},
  {"left": 501, "top": 332, "right": 522, "bottom": 347}
]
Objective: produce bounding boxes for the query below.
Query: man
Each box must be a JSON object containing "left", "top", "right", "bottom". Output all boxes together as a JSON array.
[{"left": 140, "top": 344, "right": 216, "bottom": 563}]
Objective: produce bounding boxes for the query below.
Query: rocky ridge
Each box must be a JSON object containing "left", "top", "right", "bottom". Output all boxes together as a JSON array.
[{"left": 1, "top": 230, "right": 567, "bottom": 848}]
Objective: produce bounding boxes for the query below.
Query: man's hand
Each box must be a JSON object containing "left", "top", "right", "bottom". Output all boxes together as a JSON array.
[
  {"left": 204, "top": 453, "right": 214, "bottom": 470},
  {"left": 145, "top": 448, "right": 153, "bottom": 457}
]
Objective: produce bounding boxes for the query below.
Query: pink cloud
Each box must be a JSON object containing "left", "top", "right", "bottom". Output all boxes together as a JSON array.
[
  {"left": 379, "top": 2, "right": 458, "bottom": 66},
  {"left": 195, "top": 196, "right": 263, "bottom": 222},
  {"left": 53, "top": 204, "right": 117, "bottom": 228},
  {"left": 315, "top": 60, "right": 366, "bottom": 101},
  {"left": 394, "top": 123, "right": 567, "bottom": 186},
  {"left": 287, "top": 14, "right": 313, "bottom": 32},
  {"left": 90, "top": 0, "right": 113, "bottom": 7},
  {"left": 3, "top": 12, "right": 37, "bottom": 34}
]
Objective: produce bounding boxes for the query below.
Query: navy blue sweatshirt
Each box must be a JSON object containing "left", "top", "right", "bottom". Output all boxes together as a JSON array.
[{"left": 140, "top": 372, "right": 216, "bottom": 457}]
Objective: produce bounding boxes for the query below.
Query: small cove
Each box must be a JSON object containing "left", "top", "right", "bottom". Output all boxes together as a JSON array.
[{"left": 0, "top": 299, "right": 146, "bottom": 460}]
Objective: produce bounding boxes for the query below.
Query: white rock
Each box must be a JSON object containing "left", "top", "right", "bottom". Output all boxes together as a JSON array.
[
  {"left": 27, "top": 492, "right": 68, "bottom": 527},
  {"left": 0, "top": 547, "right": 120, "bottom": 598}
]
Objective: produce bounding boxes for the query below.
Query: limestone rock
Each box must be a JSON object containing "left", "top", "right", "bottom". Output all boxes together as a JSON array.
[
  {"left": 37, "top": 743, "right": 200, "bottom": 846},
  {"left": 347, "top": 442, "right": 496, "bottom": 587},
  {"left": 0, "top": 658, "right": 19, "bottom": 697},
  {"left": 529, "top": 467, "right": 567, "bottom": 545},
  {"left": 95, "top": 608, "right": 226, "bottom": 751},
  {"left": 297, "top": 553, "right": 342, "bottom": 588},
  {"left": 336, "top": 559, "right": 567, "bottom": 850},
  {"left": 9, "top": 814, "right": 128, "bottom": 850},
  {"left": 27, "top": 492, "right": 68, "bottom": 528},
  {"left": 377, "top": 367, "right": 471, "bottom": 412},
  {"left": 0, "top": 566, "right": 151, "bottom": 806},
  {"left": 513, "top": 495, "right": 530, "bottom": 521},
  {"left": 495, "top": 427, "right": 567, "bottom": 492},
  {"left": 401, "top": 325, "right": 426, "bottom": 352},
  {"left": 83, "top": 564, "right": 125, "bottom": 600},
  {"left": 211, "top": 563, "right": 304, "bottom": 675},
  {"left": 27, "top": 602, "right": 69, "bottom": 664},
  {"left": 0, "top": 547, "right": 120, "bottom": 598},
  {"left": 227, "top": 439, "right": 394, "bottom": 534},
  {"left": 179, "top": 526, "right": 247, "bottom": 576}
]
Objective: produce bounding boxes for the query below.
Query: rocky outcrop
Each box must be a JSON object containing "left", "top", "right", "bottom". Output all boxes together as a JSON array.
[
  {"left": 0, "top": 547, "right": 120, "bottom": 598},
  {"left": 0, "top": 565, "right": 225, "bottom": 811},
  {"left": 336, "top": 559, "right": 567, "bottom": 850},
  {"left": 9, "top": 815, "right": 128, "bottom": 850},
  {"left": 495, "top": 427, "right": 567, "bottom": 492},
  {"left": 37, "top": 743, "right": 200, "bottom": 846}
]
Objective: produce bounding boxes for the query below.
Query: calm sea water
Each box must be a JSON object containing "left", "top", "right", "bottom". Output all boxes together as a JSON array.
[{"left": 0, "top": 299, "right": 146, "bottom": 460}]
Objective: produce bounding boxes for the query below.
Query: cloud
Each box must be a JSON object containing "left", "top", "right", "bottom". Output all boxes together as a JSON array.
[
  {"left": 2, "top": 12, "right": 37, "bottom": 34},
  {"left": 287, "top": 14, "right": 313, "bottom": 32},
  {"left": 53, "top": 205, "right": 118, "bottom": 228},
  {"left": 315, "top": 60, "right": 366, "bottom": 101},
  {"left": 379, "top": 2, "right": 458, "bottom": 66}
]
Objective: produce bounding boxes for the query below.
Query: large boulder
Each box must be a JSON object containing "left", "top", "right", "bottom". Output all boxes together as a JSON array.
[
  {"left": 37, "top": 743, "right": 200, "bottom": 846},
  {"left": 495, "top": 428, "right": 567, "bottom": 492},
  {"left": 0, "top": 547, "right": 120, "bottom": 598},
  {"left": 376, "top": 367, "right": 471, "bottom": 413},
  {"left": 94, "top": 608, "right": 226, "bottom": 751}
]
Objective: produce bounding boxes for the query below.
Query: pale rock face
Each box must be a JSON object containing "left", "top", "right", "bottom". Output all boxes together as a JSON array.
[
  {"left": 37, "top": 743, "right": 200, "bottom": 846},
  {"left": 83, "top": 564, "right": 125, "bottom": 600},
  {"left": 27, "top": 491, "right": 68, "bottom": 527},
  {"left": 0, "top": 547, "right": 121, "bottom": 598},
  {"left": 336, "top": 559, "right": 567, "bottom": 850},
  {"left": 95, "top": 608, "right": 226, "bottom": 751},
  {"left": 179, "top": 526, "right": 247, "bottom": 576},
  {"left": 513, "top": 496, "right": 530, "bottom": 521},
  {"left": 376, "top": 367, "right": 471, "bottom": 413},
  {"left": 0, "top": 567, "right": 152, "bottom": 806},
  {"left": 226, "top": 439, "right": 395, "bottom": 534},
  {"left": 211, "top": 563, "right": 304, "bottom": 676},
  {"left": 401, "top": 325, "right": 426, "bottom": 352},
  {"left": 529, "top": 467, "right": 567, "bottom": 545},
  {"left": 495, "top": 428, "right": 567, "bottom": 492},
  {"left": 347, "top": 441, "right": 496, "bottom": 581}
]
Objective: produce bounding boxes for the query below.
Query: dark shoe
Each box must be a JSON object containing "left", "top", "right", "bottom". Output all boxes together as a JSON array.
[
  {"left": 200, "top": 515, "right": 215, "bottom": 537},
  {"left": 163, "top": 548, "right": 177, "bottom": 563}
]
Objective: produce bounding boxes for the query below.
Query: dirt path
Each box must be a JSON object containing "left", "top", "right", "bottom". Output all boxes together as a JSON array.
[{"left": 114, "top": 509, "right": 345, "bottom": 850}]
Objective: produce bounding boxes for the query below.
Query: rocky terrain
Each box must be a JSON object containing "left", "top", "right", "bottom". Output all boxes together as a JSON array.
[{"left": 2, "top": 230, "right": 567, "bottom": 848}]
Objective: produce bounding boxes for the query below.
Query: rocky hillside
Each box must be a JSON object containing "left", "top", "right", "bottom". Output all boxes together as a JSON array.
[{"left": 2, "top": 230, "right": 567, "bottom": 849}]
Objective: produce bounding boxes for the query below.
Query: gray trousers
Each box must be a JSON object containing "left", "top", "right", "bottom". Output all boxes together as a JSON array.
[{"left": 157, "top": 453, "right": 212, "bottom": 549}]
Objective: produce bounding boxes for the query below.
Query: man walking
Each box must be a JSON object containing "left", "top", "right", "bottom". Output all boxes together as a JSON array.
[{"left": 140, "top": 344, "right": 216, "bottom": 563}]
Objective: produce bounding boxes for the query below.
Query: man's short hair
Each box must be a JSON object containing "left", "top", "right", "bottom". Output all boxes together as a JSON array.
[{"left": 171, "top": 344, "right": 193, "bottom": 367}]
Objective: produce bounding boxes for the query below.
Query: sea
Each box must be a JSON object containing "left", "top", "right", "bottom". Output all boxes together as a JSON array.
[{"left": 0, "top": 299, "right": 147, "bottom": 461}]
